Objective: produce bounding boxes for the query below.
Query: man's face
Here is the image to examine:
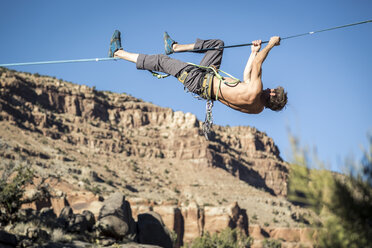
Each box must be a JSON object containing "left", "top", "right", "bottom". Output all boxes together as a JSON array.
[{"left": 266, "top": 88, "right": 276, "bottom": 96}]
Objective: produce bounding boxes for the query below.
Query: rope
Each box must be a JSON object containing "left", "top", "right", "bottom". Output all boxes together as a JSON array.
[
  {"left": 175, "top": 19, "right": 372, "bottom": 53},
  {"left": 0, "top": 57, "right": 119, "bottom": 67}
]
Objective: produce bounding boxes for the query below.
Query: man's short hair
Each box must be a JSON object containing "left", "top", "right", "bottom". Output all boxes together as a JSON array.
[{"left": 265, "top": 86, "right": 288, "bottom": 111}]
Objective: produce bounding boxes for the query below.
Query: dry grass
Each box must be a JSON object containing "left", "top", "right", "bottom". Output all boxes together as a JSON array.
[{"left": 51, "top": 228, "right": 72, "bottom": 243}]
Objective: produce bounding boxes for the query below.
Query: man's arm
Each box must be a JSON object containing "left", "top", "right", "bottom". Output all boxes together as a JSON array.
[
  {"left": 243, "top": 40, "right": 261, "bottom": 82},
  {"left": 247, "top": 36, "right": 280, "bottom": 93}
]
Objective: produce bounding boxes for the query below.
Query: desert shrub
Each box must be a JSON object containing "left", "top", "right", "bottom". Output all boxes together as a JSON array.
[
  {"left": 262, "top": 239, "right": 281, "bottom": 248},
  {"left": 0, "top": 163, "right": 34, "bottom": 224},
  {"left": 51, "top": 228, "right": 72, "bottom": 243},
  {"left": 187, "top": 228, "right": 253, "bottom": 248},
  {"left": 287, "top": 134, "right": 372, "bottom": 247},
  {"left": 90, "top": 185, "right": 102, "bottom": 195}
]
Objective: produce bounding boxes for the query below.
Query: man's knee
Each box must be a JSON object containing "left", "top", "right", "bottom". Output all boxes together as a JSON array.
[{"left": 215, "top": 39, "right": 224, "bottom": 47}]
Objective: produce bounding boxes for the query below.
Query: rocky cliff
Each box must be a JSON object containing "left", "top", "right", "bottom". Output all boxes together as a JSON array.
[
  {"left": 0, "top": 67, "right": 287, "bottom": 196},
  {"left": 0, "top": 68, "right": 315, "bottom": 247}
]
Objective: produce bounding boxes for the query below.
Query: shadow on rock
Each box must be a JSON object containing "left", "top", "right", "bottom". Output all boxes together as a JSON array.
[{"left": 137, "top": 212, "right": 173, "bottom": 248}]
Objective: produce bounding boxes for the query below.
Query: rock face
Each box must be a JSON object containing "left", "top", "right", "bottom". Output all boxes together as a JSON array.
[
  {"left": 132, "top": 201, "right": 249, "bottom": 245},
  {"left": 0, "top": 69, "right": 311, "bottom": 246},
  {"left": 0, "top": 193, "right": 171, "bottom": 248},
  {"left": 0, "top": 68, "right": 288, "bottom": 196}
]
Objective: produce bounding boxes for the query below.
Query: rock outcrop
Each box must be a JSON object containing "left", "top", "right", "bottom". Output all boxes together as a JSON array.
[
  {"left": 0, "top": 192, "right": 171, "bottom": 248},
  {"left": 0, "top": 68, "right": 288, "bottom": 196},
  {"left": 96, "top": 192, "right": 136, "bottom": 240},
  {"left": 0, "top": 68, "right": 315, "bottom": 247}
]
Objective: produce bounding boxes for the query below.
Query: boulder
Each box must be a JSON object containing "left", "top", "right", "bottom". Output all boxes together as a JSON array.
[
  {"left": 39, "top": 207, "right": 56, "bottom": 219},
  {"left": 17, "top": 208, "right": 37, "bottom": 223},
  {"left": 39, "top": 207, "right": 59, "bottom": 228},
  {"left": 59, "top": 206, "right": 74, "bottom": 219},
  {"left": 137, "top": 211, "right": 173, "bottom": 248},
  {"left": 96, "top": 192, "right": 136, "bottom": 240},
  {"left": 0, "top": 230, "right": 17, "bottom": 247},
  {"left": 26, "top": 226, "right": 49, "bottom": 241},
  {"left": 57, "top": 206, "right": 74, "bottom": 227},
  {"left": 83, "top": 210, "right": 96, "bottom": 230},
  {"left": 68, "top": 211, "right": 95, "bottom": 233},
  {"left": 68, "top": 214, "right": 87, "bottom": 233},
  {"left": 228, "top": 202, "right": 249, "bottom": 236}
]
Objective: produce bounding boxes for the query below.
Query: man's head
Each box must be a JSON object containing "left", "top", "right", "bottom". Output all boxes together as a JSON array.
[{"left": 263, "top": 87, "right": 287, "bottom": 111}]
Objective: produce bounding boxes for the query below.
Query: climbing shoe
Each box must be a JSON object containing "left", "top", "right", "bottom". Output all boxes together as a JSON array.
[
  {"left": 108, "top": 30, "right": 122, "bottom": 57},
  {"left": 164, "top": 31, "right": 177, "bottom": 55}
]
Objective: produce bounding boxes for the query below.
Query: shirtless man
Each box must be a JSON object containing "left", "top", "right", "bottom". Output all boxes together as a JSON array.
[{"left": 109, "top": 30, "right": 287, "bottom": 115}]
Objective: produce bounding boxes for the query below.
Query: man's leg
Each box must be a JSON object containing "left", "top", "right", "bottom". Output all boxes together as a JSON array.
[
  {"left": 172, "top": 43, "right": 195, "bottom": 52},
  {"left": 114, "top": 49, "right": 189, "bottom": 77},
  {"left": 164, "top": 32, "right": 224, "bottom": 68},
  {"left": 114, "top": 50, "right": 139, "bottom": 63},
  {"left": 194, "top": 39, "right": 224, "bottom": 68},
  {"left": 171, "top": 39, "right": 224, "bottom": 68},
  {"left": 162, "top": 36, "right": 225, "bottom": 97}
]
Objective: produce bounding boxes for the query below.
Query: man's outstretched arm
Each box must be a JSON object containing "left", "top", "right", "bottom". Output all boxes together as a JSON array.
[
  {"left": 243, "top": 40, "right": 261, "bottom": 83},
  {"left": 248, "top": 36, "right": 281, "bottom": 93}
]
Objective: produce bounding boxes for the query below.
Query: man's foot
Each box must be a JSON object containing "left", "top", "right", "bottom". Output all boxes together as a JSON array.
[
  {"left": 108, "top": 30, "right": 122, "bottom": 57},
  {"left": 164, "top": 32, "right": 177, "bottom": 55}
]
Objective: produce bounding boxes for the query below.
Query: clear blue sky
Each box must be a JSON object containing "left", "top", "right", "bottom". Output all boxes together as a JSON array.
[{"left": 1, "top": 0, "right": 371, "bottom": 171}]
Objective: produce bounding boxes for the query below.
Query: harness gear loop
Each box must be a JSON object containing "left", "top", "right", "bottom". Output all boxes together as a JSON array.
[
  {"left": 149, "top": 70, "right": 171, "bottom": 79},
  {"left": 178, "top": 70, "right": 189, "bottom": 84}
]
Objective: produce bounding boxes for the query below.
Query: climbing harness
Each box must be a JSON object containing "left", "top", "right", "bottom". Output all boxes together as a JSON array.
[
  {"left": 175, "top": 63, "right": 241, "bottom": 140},
  {"left": 186, "top": 63, "right": 240, "bottom": 100},
  {"left": 149, "top": 63, "right": 239, "bottom": 140},
  {"left": 1, "top": 19, "right": 370, "bottom": 67}
]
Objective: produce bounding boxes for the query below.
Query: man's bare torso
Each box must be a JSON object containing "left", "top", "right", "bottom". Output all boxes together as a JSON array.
[{"left": 211, "top": 76, "right": 265, "bottom": 114}]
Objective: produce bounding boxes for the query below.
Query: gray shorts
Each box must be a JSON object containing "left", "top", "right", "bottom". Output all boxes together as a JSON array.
[{"left": 136, "top": 38, "right": 224, "bottom": 98}]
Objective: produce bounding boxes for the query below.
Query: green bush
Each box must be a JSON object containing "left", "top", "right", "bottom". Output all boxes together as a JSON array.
[
  {"left": 262, "top": 239, "right": 281, "bottom": 248},
  {"left": 287, "top": 134, "right": 372, "bottom": 247},
  {"left": 186, "top": 228, "right": 253, "bottom": 248},
  {"left": 0, "top": 163, "right": 34, "bottom": 224}
]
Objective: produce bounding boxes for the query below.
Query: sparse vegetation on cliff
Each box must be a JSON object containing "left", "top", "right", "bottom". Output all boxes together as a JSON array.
[{"left": 185, "top": 228, "right": 253, "bottom": 248}]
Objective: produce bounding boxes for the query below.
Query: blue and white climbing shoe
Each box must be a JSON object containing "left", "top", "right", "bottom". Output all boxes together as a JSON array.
[
  {"left": 108, "top": 30, "right": 122, "bottom": 57},
  {"left": 164, "top": 31, "right": 177, "bottom": 55}
]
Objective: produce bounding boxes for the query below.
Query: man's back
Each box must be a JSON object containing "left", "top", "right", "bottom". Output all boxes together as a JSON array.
[{"left": 211, "top": 76, "right": 265, "bottom": 114}]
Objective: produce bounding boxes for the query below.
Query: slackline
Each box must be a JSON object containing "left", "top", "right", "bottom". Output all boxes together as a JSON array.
[
  {"left": 0, "top": 19, "right": 371, "bottom": 67},
  {"left": 175, "top": 19, "right": 372, "bottom": 53}
]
